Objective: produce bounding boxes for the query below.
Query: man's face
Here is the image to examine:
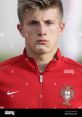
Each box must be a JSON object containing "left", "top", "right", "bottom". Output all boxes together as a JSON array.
[{"left": 18, "top": 8, "right": 65, "bottom": 55}]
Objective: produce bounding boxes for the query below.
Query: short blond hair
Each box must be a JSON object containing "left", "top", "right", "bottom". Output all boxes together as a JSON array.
[{"left": 17, "top": 0, "right": 64, "bottom": 23}]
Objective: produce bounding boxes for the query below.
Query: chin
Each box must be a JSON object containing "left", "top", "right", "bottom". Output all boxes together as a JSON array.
[
  {"left": 36, "top": 49, "right": 48, "bottom": 54},
  {"left": 36, "top": 45, "right": 48, "bottom": 52}
]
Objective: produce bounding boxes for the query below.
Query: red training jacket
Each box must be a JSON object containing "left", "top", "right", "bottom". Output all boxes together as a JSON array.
[{"left": 0, "top": 48, "right": 82, "bottom": 109}]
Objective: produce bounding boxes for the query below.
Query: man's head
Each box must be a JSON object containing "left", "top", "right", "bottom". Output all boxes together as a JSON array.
[
  {"left": 17, "top": 0, "right": 65, "bottom": 56},
  {"left": 18, "top": 0, "right": 64, "bottom": 23}
]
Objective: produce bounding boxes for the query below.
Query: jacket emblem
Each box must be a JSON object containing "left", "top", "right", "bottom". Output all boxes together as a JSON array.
[{"left": 60, "top": 85, "right": 75, "bottom": 106}]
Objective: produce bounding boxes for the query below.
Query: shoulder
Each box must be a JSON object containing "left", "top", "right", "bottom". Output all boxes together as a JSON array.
[
  {"left": 0, "top": 54, "right": 23, "bottom": 68},
  {"left": 62, "top": 56, "right": 82, "bottom": 67},
  {"left": 61, "top": 55, "right": 82, "bottom": 74}
]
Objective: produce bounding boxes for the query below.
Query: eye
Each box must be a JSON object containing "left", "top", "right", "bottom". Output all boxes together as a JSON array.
[
  {"left": 28, "top": 21, "right": 38, "bottom": 25},
  {"left": 45, "top": 20, "right": 54, "bottom": 25}
]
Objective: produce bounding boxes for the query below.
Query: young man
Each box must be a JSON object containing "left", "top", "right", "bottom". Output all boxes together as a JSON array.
[{"left": 0, "top": 0, "right": 82, "bottom": 109}]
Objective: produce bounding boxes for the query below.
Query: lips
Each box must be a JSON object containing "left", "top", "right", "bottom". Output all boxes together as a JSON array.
[{"left": 36, "top": 39, "right": 48, "bottom": 45}]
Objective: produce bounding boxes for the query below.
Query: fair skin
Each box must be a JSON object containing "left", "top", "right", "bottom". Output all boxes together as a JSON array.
[{"left": 17, "top": 8, "right": 65, "bottom": 72}]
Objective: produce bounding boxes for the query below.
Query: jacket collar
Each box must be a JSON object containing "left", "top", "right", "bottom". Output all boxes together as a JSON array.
[
  {"left": 23, "top": 48, "right": 62, "bottom": 72},
  {"left": 23, "top": 48, "right": 62, "bottom": 60}
]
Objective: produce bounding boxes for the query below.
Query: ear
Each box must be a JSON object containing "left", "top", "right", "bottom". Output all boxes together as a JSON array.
[
  {"left": 59, "top": 22, "right": 65, "bottom": 32},
  {"left": 17, "top": 24, "right": 25, "bottom": 37}
]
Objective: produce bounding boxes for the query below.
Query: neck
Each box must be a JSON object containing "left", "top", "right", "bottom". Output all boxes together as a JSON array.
[{"left": 26, "top": 47, "right": 57, "bottom": 72}]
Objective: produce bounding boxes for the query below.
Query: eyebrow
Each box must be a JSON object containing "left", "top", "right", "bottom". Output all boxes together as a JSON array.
[{"left": 28, "top": 19, "right": 56, "bottom": 22}]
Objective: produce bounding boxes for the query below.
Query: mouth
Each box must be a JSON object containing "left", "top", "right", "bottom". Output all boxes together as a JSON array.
[{"left": 36, "top": 39, "right": 48, "bottom": 45}]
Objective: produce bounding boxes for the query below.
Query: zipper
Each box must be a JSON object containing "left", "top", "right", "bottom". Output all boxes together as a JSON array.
[
  {"left": 39, "top": 74, "right": 43, "bottom": 108},
  {"left": 40, "top": 74, "right": 43, "bottom": 83}
]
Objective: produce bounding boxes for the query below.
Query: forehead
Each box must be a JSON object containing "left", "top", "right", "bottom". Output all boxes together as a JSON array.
[{"left": 24, "top": 8, "right": 60, "bottom": 21}]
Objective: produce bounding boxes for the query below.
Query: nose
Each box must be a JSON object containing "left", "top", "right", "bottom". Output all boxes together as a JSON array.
[{"left": 37, "top": 23, "right": 47, "bottom": 36}]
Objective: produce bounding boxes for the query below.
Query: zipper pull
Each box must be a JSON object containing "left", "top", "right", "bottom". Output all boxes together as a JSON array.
[{"left": 40, "top": 74, "right": 43, "bottom": 83}]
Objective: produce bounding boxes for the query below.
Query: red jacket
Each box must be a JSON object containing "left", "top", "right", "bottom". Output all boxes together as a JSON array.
[{"left": 0, "top": 48, "right": 82, "bottom": 109}]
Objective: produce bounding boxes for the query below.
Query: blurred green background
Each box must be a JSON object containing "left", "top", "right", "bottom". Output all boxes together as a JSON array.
[{"left": 0, "top": 53, "right": 82, "bottom": 63}]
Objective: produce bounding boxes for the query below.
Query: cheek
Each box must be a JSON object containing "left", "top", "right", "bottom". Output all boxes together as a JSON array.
[
  {"left": 25, "top": 33, "right": 35, "bottom": 45},
  {"left": 25, "top": 28, "right": 36, "bottom": 38},
  {"left": 49, "top": 31, "right": 60, "bottom": 40},
  {"left": 48, "top": 29, "right": 60, "bottom": 44},
  {"left": 48, "top": 25, "right": 60, "bottom": 35},
  {"left": 23, "top": 30, "right": 32, "bottom": 39}
]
